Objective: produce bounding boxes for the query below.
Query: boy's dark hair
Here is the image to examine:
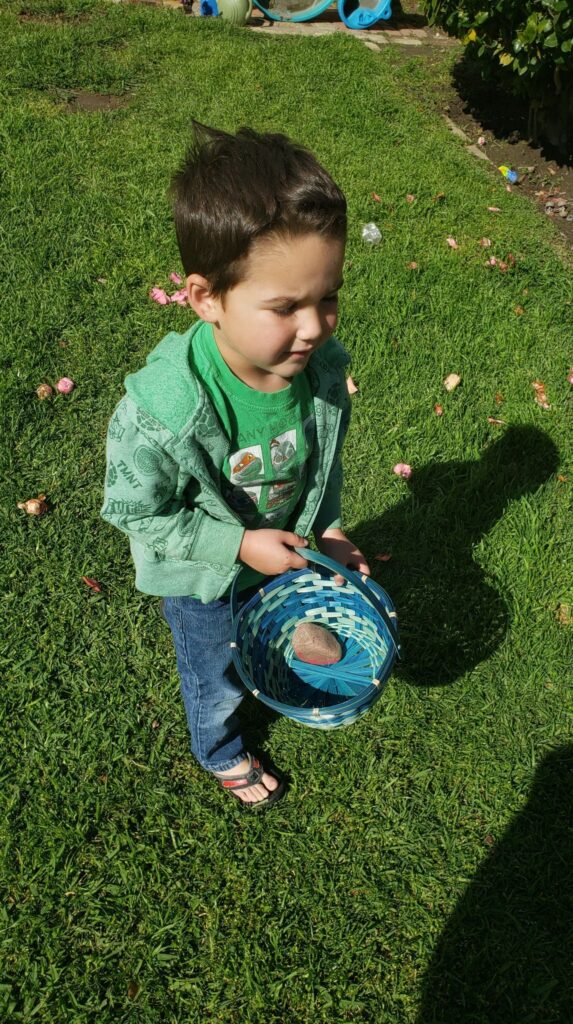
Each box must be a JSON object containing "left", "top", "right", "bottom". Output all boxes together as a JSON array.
[{"left": 169, "top": 121, "right": 347, "bottom": 299}]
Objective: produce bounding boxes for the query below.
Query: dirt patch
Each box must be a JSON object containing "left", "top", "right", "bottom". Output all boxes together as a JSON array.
[
  {"left": 440, "top": 62, "right": 573, "bottom": 251},
  {"left": 51, "top": 89, "right": 132, "bottom": 113}
]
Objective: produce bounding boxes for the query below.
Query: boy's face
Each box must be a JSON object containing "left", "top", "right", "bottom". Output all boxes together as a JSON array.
[{"left": 194, "top": 232, "right": 345, "bottom": 391}]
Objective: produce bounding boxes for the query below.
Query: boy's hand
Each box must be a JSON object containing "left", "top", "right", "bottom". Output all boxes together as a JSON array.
[
  {"left": 315, "top": 528, "right": 370, "bottom": 586},
  {"left": 239, "top": 530, "right": 309, "bottom": 576}
]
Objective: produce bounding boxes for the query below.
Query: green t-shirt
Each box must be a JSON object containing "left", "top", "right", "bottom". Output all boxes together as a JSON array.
[{"left": 190, "top": 322, "right": 315, "bottom": 592}]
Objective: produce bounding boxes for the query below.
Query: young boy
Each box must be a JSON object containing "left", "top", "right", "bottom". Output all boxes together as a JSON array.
[{"left": 101, "top": 122, "right": 370, "bottom": 809}]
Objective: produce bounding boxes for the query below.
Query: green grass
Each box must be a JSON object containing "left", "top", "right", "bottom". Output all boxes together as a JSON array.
[{"left": 1, "top": 3, "right": 572, "bottom": 1022}]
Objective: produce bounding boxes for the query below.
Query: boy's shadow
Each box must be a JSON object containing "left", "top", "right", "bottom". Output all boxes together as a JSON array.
[
  {"left": 346, "top": 425, "right": 559, "bottom": 687},
  {"left": 417, "top": 744, "right": 573, "bottom": 1023}
]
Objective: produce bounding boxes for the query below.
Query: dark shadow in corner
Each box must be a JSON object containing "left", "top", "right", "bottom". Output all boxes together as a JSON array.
[
  {"left": 451, "top": 54, "right": 572, "bottom": 168},
  {"left": 345, "top": 425, "right": 559, "bottom": 687},
  {"left": 416, "top": 744, "right": 573, "bottom": 1024}
]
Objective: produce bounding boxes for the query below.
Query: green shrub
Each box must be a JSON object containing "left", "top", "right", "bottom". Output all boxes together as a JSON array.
[{"left": 422, "top": 0, "right": 573, "bottom": 99}]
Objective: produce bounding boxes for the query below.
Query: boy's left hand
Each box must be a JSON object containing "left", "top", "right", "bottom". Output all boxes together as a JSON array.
[{"left": 315, "top": 528, "right": 371, "bottom": 586}]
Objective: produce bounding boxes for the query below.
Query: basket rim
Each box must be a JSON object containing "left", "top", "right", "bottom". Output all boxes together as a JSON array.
[{"left": 229, "top": 565, "right": 399, "bottom": 717}]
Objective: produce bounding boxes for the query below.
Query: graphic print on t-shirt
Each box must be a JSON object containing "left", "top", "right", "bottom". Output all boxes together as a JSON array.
[
  {"left": 229, "top": 445, "right": 264, "bottom": 485},
  {"left": 270, "top": 430, "right": 296, "bottom": 472}
]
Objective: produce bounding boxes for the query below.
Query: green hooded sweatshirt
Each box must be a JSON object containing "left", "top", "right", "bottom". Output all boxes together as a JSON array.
[{"left": 101, "top": 321, "right": 352, "bottom": 602}]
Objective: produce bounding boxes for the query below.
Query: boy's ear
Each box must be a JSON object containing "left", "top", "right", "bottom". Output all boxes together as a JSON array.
[{"left": 186, "top": 274, "right": 220, "bottom": 323}]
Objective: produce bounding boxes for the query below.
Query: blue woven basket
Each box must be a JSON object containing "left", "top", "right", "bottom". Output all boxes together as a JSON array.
[{"left": 230, "top": 547, "right": 401, "bottom": 729}]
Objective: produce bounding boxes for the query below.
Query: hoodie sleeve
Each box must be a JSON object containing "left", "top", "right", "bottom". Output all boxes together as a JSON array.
[{"left": 100, "top": 400, "right": 244, "bottom": 568}]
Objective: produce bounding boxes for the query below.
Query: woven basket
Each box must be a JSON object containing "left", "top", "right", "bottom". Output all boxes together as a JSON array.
[{"left": 230, "top": 546, "right": 401, "bottom": 729}]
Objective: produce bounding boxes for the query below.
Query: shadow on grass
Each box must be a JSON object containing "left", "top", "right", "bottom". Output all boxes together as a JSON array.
[
  {"left": 350, "top": 425, "right": 559, "bottom": 687},
  {"left": 417, "top": 743, "right": 573, "bottom": 1024}
]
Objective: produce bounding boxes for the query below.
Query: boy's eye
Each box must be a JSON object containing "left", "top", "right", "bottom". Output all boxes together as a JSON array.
[{"left": 272, "top": 295, "right": 339, "bottom": 318}]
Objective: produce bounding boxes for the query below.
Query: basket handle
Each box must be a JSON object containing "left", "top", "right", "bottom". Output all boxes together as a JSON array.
[{"left": 293, "top": 546, "right": 401, "bottom": 658}]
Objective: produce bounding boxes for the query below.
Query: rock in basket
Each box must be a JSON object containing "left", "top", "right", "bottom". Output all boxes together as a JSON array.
[{"left": 230, "top": 546, "right": 401, "bottom": 729}]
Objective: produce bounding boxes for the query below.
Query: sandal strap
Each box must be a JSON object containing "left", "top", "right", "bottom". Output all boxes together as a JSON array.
[{"left": 216, "top": 755, "right": 265, "bottom": 791}]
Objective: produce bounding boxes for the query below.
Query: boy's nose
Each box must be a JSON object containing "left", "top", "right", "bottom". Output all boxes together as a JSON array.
[{"left": 296, "top": 308, "right": 325, "bottom": 343}]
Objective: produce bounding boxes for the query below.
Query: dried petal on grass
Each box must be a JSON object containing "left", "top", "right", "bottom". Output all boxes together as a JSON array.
[
  {"left": 557, "top": 474, "right": 567, "bottom": 482},
  {"left": 372, "top": 192, "right": 381, "bottom": 202},
  {"left": 393, "top": 463, "right": 413, "bottom": 479},
  {"left": 434, "top": 403, "right": 444, "bottom": 416},
  {"left": 486, "top": 256, "right": 498, "bottom": 267},
  {"left": 478, "top": 136, "right": 486, "bottom": 146},
  {"left": 433, "top": 192, "right": 446, "bottom": 202},
  {"left": 36, "top": 383, "right": 53, "bottom": 400},
  {"left": 406, "top": 194, "right": 416, "bottom": 203},
  {"left": 446, "top": 236, "right": 459, "bottom": 249},
  {"left": 444, "top": 373, "right": 461, "bottom": 392},
  {"left": 375, "top": 553, "right": 392, "bottom": 562},
  {"left": 96, "top": 277, "right": 108, "bottom": 285},
  {"left": 556, "top": 603, "right": 572, "bottom": 625},
  {"left": 495, "top": 392, "right": 504, "bottom": 404},
  {"left": 532, "top": 380, "right": 551, "bottom": 409},
  {"left": 487, "top": 417, "right": 506, "bottom": 426},
  {"left": 479, "top": 237, "right": 492, "bottom": 247},
  {"left": 82, "top": 576, "right": 102, "bottom": 593},
  {"left": 488, "top": 206, "right": 501, "bottom": 213},
  {"left": 346, "top": 376, "right": 359, "bottom": 394},
  {"left": 17, "top": 494, "right": 48, "bottom": 516},
  {"left": 567, "top": 369, "right": 573, "bottom": 386},
  {"left": 406, "top": 261, "right": 418, "bottom": 270},
  {"left": 514, "top": 305, "right": 525, "bottom": 316}
]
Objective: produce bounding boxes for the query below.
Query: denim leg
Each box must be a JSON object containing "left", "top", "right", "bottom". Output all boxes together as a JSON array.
[{"left": 162, "top": 586, "right": 260, "bottom": 773}]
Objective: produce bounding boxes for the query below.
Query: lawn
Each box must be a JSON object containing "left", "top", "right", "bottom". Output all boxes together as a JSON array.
[{"left": 1, "top": 2, "right": 572, "bottom": 1022}]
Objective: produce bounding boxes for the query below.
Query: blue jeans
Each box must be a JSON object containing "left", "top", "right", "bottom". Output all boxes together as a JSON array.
[{"left": 161, "top": 583, "right": 262, "bottom": 773}]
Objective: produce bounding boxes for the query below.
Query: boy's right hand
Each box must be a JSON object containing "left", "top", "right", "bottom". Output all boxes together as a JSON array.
[{"left": 239, "top": 530, "right": 309, "bottom": 576}]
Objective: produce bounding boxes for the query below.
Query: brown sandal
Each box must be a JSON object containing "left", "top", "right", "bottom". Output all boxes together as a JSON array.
[{"left": 214, "top": 754, "right": 286, "bottom": 810}]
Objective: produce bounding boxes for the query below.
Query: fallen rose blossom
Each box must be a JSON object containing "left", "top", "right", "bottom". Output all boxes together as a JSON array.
[
  {"left": 495, "top": 392, "right": 504, "bottom": 404},
  {"left": 406, "top": 194, "right": 416, "bottom": 203},
  {"left": 56, "top": 377, "right": 75, "bottom": 394},
  {"left": 514, "top": 306, "right": 524, "bottom": 316},
  {"left": 36, "top": 383, "right": 53, "bottom": 400},
  {"left": 498, "top": 261, "right": 509, "bottom": 273},
  {"left": 169, "top": 289, "right": 189, "bottom": 306},
  {"left": 479, "top": 238, "right": 492, "bottom": 247},
  {"left": 169, "top": 272, "right": 183, "bottom": 284},
  {"left": 346, "top": 376, "right": 359, "bottom": 394},
  {"left": 568, "top": 369, "right": 573, "bottom": 386},
  {"left": 372, "top": 192, "right": 381, "bottom": 202},
  {"left": 82, "top": 576, "right": 102, "bottom": 593},
  {"left": 150, "top": 287, "right": 170, "bottom": 305},
  {"left": 487, "top": 417, "right": 506, "bottom": 426},
  {"left": 375, "top": 553, "right": 392, "bottom": 562},
  {"left": 406, "top": 261, "right": 418, "bottom": 270},
  {"left": 393, "top": 463, "right": 413, "bottom": 480},
  {"left": 434, "top": 403, "right": 444, "bottom": 416},
  {"left": 532, "top": 380, "right": 550, "bottom": 409},
  {"left": 488, "top": 206, "right": 501, "bottom": 213},
  {"left": 486, "top": 256, "right": 497, "bottom": 267},
  {"left": 446, "top": 236, "right": 458, "bottom": 249},
  {"left": 17, "top": 493, "right": 48, "bottom": 516}
]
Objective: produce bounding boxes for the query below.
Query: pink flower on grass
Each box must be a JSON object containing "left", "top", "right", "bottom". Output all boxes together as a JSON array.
[
  {"left": 169, "top": 289, "right": 189, "bottom": 306},
  {"left": 169, "top": 272, "right": 183, "bottom": 285},
  {"left": 393, "top": 463, "right": 413, "bottom": 480},
  {"left": 150, "top": 287, "right": 170, "bottom": 305}
]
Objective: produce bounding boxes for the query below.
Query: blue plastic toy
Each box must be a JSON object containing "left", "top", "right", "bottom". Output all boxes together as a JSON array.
[{"left": 337, "top": 0, "right": 391, "bottom": 29}]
